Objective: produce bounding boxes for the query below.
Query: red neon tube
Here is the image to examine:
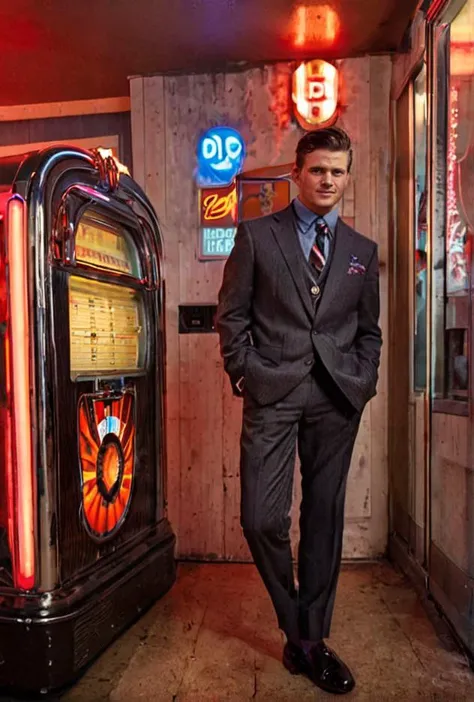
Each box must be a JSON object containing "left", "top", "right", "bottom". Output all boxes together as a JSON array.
[
  {"left": 6, "top": 195, "right": 35, "bottom": 590},
  {"left": 426, "top": 0, "right": 450, "bottom": 21}
]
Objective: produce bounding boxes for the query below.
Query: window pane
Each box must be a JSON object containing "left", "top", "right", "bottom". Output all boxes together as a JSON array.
[
  {"left": 446, "top": 84, "right": 470, "bottom": 294},
  {"left": 447, "top": 329, "right": 469, "bottom": 398},
  {"left": 414, "top": 66, "right": 427, "bottom": 391},
  {"left": 446, "top": 0, "right": 473, "bottom": 397},
  {"left": 432, "top": 26, "right": 449, "bottom": 399},
  {"left": 433, "top": 2, "right": 473, "bottom": 403}
]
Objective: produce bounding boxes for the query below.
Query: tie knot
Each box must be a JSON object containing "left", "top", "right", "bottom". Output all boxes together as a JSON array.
[{"left": 316, "top": 217, "right": 330, "bottom": 236}]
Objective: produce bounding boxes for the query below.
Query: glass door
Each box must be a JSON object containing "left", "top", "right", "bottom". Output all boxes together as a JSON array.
[{"left": 428, "top": 0, "right": 474, "bottom": 655}]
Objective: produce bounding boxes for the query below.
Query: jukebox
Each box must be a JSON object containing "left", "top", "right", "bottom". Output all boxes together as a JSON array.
[{"left": 0, "top": 146, "right": 176, "bottom": 692}]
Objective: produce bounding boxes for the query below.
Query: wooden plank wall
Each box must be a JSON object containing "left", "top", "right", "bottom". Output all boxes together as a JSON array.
[
  {"left": 431, "top": 414, "right": 470, "bottom": 573},
  {"left": 130, "top": 56, "right": 391, "bottom": 561},
  {"left": 0, "top": 112, "right": 132, "bottom": 169}
]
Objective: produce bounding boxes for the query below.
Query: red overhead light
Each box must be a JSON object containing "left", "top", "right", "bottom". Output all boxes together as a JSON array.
[{"left": 292, "top": 4, "right": 340, "bottom": 48}]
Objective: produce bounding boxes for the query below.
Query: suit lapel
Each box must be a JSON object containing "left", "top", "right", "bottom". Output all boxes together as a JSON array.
[
  {"left": 314, "top": 218, "right": 355, "bottom": 323},
  {"left": 270, "top": 205, "right": 314, "bottom": 320}
]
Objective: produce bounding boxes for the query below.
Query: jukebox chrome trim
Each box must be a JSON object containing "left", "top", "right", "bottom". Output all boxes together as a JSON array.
[{"left": 53, "top": 183, "right": 153, "bottom": 288}]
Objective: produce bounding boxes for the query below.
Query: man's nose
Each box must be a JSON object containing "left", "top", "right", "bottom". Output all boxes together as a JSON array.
[{"left": 322, "top": 172, "right": 333, "bottom": 186}]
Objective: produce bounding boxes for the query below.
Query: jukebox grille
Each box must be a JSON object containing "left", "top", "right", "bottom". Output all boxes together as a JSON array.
[{"left": 69, "top": 277, "right": 145, "bottom": 378}]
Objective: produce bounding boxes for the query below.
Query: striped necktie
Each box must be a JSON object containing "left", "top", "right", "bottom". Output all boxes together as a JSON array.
[{"left": 309, "top": 218, "right": 330, "bottom": 274}]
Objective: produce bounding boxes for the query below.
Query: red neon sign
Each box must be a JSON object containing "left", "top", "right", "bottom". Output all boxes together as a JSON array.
[
  {"left": 199, "top": 183, "right": 238, "bottom": 259},
  {"left": 292, "top": 60, "right": 339, "bottom": 130},
  {"left": 202, "top": 188, "right": 237, "bottom": 222},
  {"left": 200, "top": 183, "right": 237, "bottom": 226}
]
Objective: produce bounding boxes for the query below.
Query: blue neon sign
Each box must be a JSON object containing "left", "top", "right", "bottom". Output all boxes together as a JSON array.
[{"left": 196, "top": 127, "right": 245, "bottom": 187}]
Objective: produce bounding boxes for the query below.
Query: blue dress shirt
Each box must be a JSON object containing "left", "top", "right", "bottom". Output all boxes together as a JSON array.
[{"left": 292, "top": 197, "right": 338, "bottom": 261}]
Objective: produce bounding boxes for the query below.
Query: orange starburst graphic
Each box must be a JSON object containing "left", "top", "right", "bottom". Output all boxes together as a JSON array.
[{"left": 78, "top": 392, "right": 135, "bottom": 539}]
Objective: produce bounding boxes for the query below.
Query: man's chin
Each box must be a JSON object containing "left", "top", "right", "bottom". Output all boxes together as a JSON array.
[{"left": 313, "top": 198, "right": 337, "bottom": 212}]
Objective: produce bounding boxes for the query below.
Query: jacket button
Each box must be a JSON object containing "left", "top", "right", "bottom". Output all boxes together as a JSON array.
[
  {"left": 311, "top": 285, "right": 320, "bottom": 296},
  {"left": 305, "top": 359, "right": 313, "bottom": 366}
]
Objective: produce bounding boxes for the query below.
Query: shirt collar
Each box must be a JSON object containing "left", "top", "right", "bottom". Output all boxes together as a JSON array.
[{"left": 292, "top": 197, "right": 339, "bottom": 235}]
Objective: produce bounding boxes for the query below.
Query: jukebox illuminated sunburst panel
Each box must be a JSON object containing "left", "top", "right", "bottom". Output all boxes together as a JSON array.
[
  {"left": 0, "top": 147, "right": 175, "bottom": 694},
  {"left": 78, "top": 391, "right": 135, "bottom": 540}
]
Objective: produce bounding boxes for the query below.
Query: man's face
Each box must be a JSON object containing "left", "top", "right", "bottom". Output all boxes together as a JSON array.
[{"left": 292, "top": 149, "right": 350, "bottom": 215}]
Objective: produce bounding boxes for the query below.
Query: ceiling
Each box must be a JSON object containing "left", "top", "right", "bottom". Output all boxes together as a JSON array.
[{"left": 1, "top": 0, "right": 420, "bottom": 106}]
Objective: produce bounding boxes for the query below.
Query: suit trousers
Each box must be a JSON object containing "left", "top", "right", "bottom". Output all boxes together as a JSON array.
[{"left": 240, "top": 370, "right": 361, "bottom": 644}]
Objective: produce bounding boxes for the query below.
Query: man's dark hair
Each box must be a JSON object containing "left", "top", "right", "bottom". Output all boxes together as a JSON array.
[{"left": 295, "top": 127, "right": 353, "bottom": 172}]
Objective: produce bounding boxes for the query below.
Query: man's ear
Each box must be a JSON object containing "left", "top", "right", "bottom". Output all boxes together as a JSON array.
[{"left": 291, "top": 164, "right": 300, "bottom": 184}]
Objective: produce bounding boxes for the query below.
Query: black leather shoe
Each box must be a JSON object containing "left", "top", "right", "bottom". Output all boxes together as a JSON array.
[{"left": 283, "top": 641, "right": 355, "bottom": 695}]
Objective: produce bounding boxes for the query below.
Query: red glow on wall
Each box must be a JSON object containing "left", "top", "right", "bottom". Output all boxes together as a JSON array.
[
  {"left": 450, "top": 42, "right": 474, "bottom": 76},
  {"left": 292, "top": 4, "right": 340, "bottom": 48},
  {"left": 0, "top": 17, "right": 45, "bottom": 51}
]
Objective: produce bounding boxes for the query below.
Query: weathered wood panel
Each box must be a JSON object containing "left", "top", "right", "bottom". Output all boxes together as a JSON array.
[
  {"left": 391, "top": 11, "right": 426, "bottom": 100},
  {"left": 366, "top": 55, "right": 391, "bottom": 555},
  {"left": 0, "top": 97, "right": 130, "bottom": 122},
  {"left": 131, "top": 57, "right": 391, "bottom": 560},
  {"left": 130, "top": 78, "right": 146, "bottom": 189},
  {"left": 338, "top": 57, "right": 374, "bottom": 558},
  {"left": 0, "top": 111, "right": 132, "bottom": 168},
  {"left": 389, "top": 82, "right": 413, "bottom": 549},
  {"left": 431, "top": 414, "right": 470, "bottom": 573},
  {"left": 413, "top": 394, "right": 427, "bottom": 563},
  {"left": 0, "top": 135, "right": 119, "bottom": 159}
]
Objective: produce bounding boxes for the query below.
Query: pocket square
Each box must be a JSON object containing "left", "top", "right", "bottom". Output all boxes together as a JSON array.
[{"left": 347, "top": 255, "right": 366, "bottom": 275}]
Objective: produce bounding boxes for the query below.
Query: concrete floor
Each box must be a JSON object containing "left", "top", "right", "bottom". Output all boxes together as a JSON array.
[
  {"left": 54, "top": 561, "right": 473, "bottom": 702},
  {"left": 4, "top": 561, "right": 470, "bottom": 702}
]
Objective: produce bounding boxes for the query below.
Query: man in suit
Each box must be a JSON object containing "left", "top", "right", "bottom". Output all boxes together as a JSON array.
[{"left": 216, "top": 127, "right": 382, "bottom": 695}]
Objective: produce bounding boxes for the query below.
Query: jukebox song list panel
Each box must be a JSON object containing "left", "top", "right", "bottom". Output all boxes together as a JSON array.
[{"left": 69, "top": 277, "right": 144, "bottom": 378}]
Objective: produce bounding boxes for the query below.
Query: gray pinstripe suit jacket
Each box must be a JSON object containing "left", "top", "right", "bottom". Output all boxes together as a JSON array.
[{"left": 216, "top": 204, "right": 382, "bottom": 412}]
